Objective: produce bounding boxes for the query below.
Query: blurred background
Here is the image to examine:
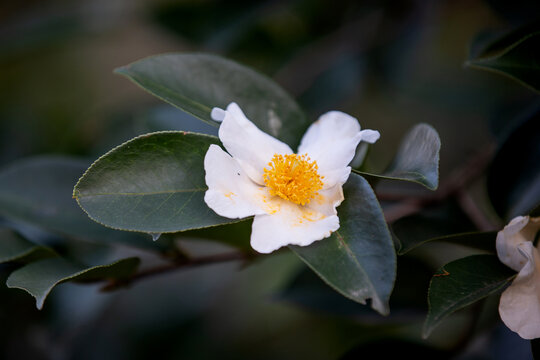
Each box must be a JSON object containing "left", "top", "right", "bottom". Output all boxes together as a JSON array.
[{"left": 0, "top": 0, "right": 538, "bottom": 359}]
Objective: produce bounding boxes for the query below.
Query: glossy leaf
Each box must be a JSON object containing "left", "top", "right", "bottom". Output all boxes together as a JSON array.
[
  {"left": 7, "top": 256, "right": 140, "bottom": 309},
  {"left": 115, "top": 53, "right": 309, "bottom": 148},
  {"left": 74, "top": 132, "right": 234, "bottom": 234},
  {"left": 423, "top": 254, "right": 515, "bottom": 338},
  {"left": 466, "top": 26, "right": 540, "bottom": 93},
  {"left": 355, "top": 123, "right": 440, "bottom": 190},
  {"left": 488, "top": 108, "right": 540, "bottom": 219},
  {"left": 0, "top": 229, "right": 55, "bottom": 264},
  {"left": 0, "top": 156, "right": 160, "bottom": 251},
  {"left": 291, "top": 173, "right": 396, "bottom": 315}
]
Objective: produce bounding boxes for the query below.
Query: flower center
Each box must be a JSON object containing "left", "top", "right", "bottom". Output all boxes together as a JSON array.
[{"left": 263, "top": 153, "right": 324, "bottom": 205}]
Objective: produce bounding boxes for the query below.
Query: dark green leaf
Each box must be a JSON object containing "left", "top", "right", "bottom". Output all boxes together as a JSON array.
[
  {"left": 355, "top": 123, "right": 440, "bottom": 190},
  {"left": 0, "top": 229, "right": 56, "bottom": 264},
  {"left": 291, "top": 173, "right": 396, "bottom": 315},
  {"left": 423, "top": 254, "right": 515, "bottom": 338},
  {"left": 488, "top": 108, "right": 540, "bottom": 219},
  {"left": 0, "top": 156, "right": 161, "bottom": 251},
  {"left": 6, "top": 256, "right": 140, "bottom": 309},
  {"left": 74, "top": 132, "right": 235, "bottom": 235},
  {"left": 466, "top": 26, "right": 540, "bottom": 93},
  {"left": 115, "top": 53, "right": 309, "bottom": 148},
  {"left": 279, "top": 256, "right": 431, "bottom": 321}
]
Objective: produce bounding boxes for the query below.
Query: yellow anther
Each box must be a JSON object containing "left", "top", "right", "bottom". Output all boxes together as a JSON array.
[{"left": 263, "top": 153, "right": 324, "bottom": 205}]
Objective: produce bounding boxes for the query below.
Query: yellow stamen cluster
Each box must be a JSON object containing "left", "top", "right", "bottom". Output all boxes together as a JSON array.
[{"left": 263, "top": 153, "right": 324, "bottom": 205}]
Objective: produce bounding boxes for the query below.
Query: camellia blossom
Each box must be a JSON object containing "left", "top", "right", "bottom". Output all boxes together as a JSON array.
[
  {"left": 203, "top": 102, "right": 380, "bottom": 253},
  {"left": 496, "top": 215, "right": 540, "bottom": 339}
]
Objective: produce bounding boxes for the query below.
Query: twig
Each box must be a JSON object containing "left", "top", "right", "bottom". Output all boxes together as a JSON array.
[
  {"left": 383, "top": 143, "right": 496, "bottom": 224},
  {"left": 101, "top": 251, "right": 249, "bottom": 291}
]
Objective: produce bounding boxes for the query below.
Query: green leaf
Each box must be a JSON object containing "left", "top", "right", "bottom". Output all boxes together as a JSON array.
[
  {"left": 74, "top": 131, "right": 234, "bottom": 235},
  {"left": 355, "top": 123, "right": 440, "bottom": 190},
  {"left": 0, "top": 229, "right": 56, "bottom": 264},
  {"left": 115, "top": 53, "right": 309, "bottom": 148},
  {"left": 466, "top": 26, "right": 540, "bottom": 93},
  {"left": 423, "top": 254, "right": 515, "bottom": 338},
  {"left": 6, "top": 256, "right": 140, "bottom": 309},
  {"left": 290, "top": 173, "right": 396, "bottom": 315},
  {"left": 0, "top": 156, "right": 160, "bottom": 251}
]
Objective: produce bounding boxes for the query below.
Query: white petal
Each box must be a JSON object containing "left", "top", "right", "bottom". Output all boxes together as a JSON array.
[
  {"left": 204, "top": 145, "right": 267, "bottom": 219},
  {"left": 359, "top": 129, "right": 380, "bottom": 143},
  {"left": 499, "top": 241, "right": 540, "bottom": 339},
  {"left": 305, "top": 184, "right": 345, "bottom": 217},
  {"left": 496, "top": 216, "right": 540, "bottom": 272},
  {"left": 218, "top": 103, "right": 293, "bottom": 184},
  {"left": 210, "top": 107, "right": 226, "bottom": 122},
  {"left": 250, "top": 196, "right": 340, "bottom": 253},
  {"left": 298, "top": 111, "right": 369, "bottom": 188}
]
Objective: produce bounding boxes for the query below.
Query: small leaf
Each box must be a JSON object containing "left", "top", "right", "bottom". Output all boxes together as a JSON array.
[
  {"left": 355, "top": 123, "right": 440, "bottom": 190},
  {"left": 0, "top": 229, "right": 56, "bottom": 264},
  {"left": 115, "top": 53, "right": 309, "bottom": 148},
  {"left": 423, "top": 254, "right": 515, "bottom": 338},
  {"left": 6, "top": 256, "right": 140, "bottom": 309},
  {"left": 291, "top": 173, "right": 396, "bottom": 315},
  {"left": 0, "top": 156, "right": 161, "bottom": 251},
  {"left": 74, "top": 131, "right": 235, "bottom": 234},
  {"left": 466, "top": 26, "right": 540, "bottom": 93}
]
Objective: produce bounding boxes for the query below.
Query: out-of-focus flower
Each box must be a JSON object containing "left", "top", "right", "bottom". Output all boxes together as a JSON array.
[
  {"left": 204, "top": 102, "right": 379, "bottom": 253},
  {"left": 497, "top": 215, "right": 540, "bottom": 339}
]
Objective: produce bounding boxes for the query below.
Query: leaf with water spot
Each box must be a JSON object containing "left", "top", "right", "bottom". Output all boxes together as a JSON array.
[{"left": 115, "top": 53, "right": 309, "bottom": 148}]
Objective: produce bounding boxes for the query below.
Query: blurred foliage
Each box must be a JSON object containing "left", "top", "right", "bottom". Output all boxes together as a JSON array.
[{"left": 0, "top": 0, "right": 539, "bottom": 359}]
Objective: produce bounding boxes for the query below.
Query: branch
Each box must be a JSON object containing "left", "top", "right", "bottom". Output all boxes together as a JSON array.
[
  {"left": 101, "top": 251, "right": 250, "bottom": 291},
  {"left": 382, "top": 143, "right": 496, "bottom": 225}
]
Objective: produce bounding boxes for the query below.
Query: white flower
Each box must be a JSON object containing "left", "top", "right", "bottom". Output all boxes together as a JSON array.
[
  {"left": 203, "top": 102, "right": 380, "bottom": 253},
  {"left": 496, "top": 215, "right": 540, "bottom": 339}
]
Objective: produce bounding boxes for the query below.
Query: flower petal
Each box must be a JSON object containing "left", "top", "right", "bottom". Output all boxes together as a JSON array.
[
  {"left": 204, "top": 144, "right": 267, "bottom": 219},
  {"left": 250, "top": 197, "right": 340, "bottom": 253},
  {"left": 359, "top": 129, "right": 380, "bottom": 143},
  {"left": 496, "top": 216, "right": 540, "bottom": 272},
  {"left": 298, "top": 111, "right": 378, "bottom": 188},
  {"left": 216, "top": 103, "right": 293, "bottom": 184},
  {"left": 306, "top": 184, "right": 345, "bottom": 217},
  {"left": 499, "top": 241, "right": 540, "bottom": 339}
]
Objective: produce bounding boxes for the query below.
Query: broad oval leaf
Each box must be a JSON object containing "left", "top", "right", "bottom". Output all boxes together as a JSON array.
[
  {"left": 0, "top": 156, "right": 161, "bottom": 251},
  {"left": 0, "top": 229, "right": 56, "bottom": 264},
  {"left": 115, "top": 53, "right": 309, "bottom": 148},
  {"left": 466, "top": 26, "right": 540, "bottom": 93},
  {"left": 355, "top": 123, "right": 440, "bottom": 190},
  {"left": 74, "top": 131, "right": 234, "bottom": 234},
  {"left": 6, "top": 256, "right": 140, "bottom": 309},
  {"left": 290, "top": 173, "right": 396, "bottom": 315},
  {"left": 423, "top": 254, "right": 515, "bottom": 338}
]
